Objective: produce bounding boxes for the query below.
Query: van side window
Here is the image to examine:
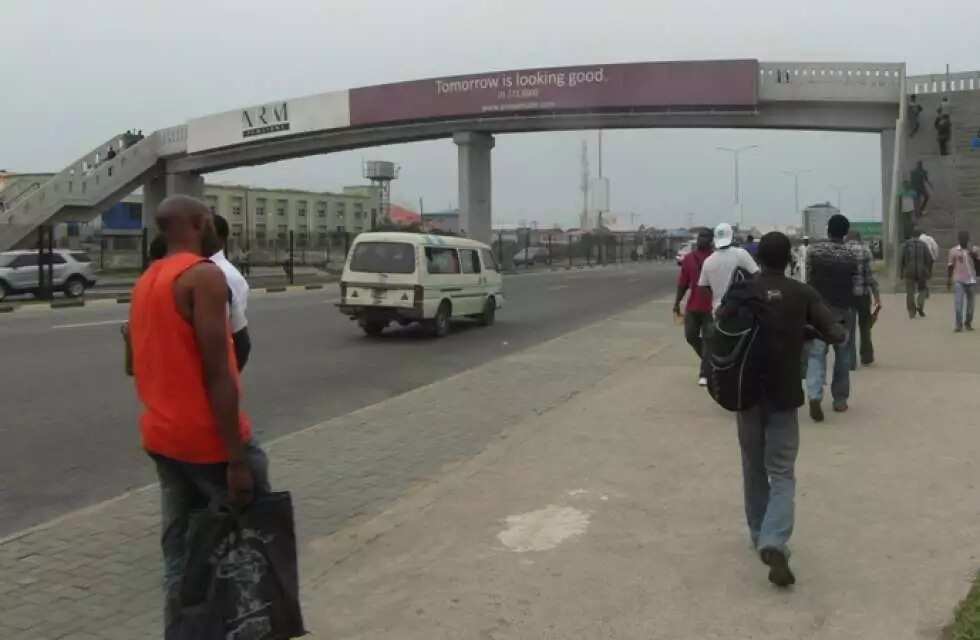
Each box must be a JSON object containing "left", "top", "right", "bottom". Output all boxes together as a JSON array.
[
  {"left": 460, "top": 249, "right": 481, "bottom": 274},
  {"left": 480, "top": 249, "right": 498, "bottom": 272},
  {"left": 425, "top": 247, "right": 461, "bottom": 274}
]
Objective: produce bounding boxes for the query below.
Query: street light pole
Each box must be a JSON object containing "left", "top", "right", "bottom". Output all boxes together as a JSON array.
[{"left": 716, "top": 145, "right": 759, "bottom": 228}]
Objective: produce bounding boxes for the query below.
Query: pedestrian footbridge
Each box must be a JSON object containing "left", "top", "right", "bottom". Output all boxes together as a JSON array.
[{"left": 2, "top": 59, "right": 976, "bottom": 273}]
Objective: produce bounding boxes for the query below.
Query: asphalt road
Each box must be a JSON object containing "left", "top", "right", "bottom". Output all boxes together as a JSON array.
[{"left": 0, "top": 262, "right": 676, "bottom": 536}]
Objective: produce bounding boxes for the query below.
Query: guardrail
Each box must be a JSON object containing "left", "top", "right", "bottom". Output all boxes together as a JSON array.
[
  {"left": 759, "top": 62, "right": 904, "bottom": 103},
  {"left": 907, "top": 71, "right": 980, "bottom": 95}
]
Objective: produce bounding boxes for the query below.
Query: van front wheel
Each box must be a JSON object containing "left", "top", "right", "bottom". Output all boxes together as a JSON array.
[
  {"left": 479, "top": 297, "right": 496, "bottom": 327},
  {"left": 429, "top": 301, "right": 451, "bottom": 338}
]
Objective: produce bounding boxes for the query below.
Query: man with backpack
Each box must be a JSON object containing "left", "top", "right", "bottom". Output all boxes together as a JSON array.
[
  {"left": 674, "top": 228, "right": 714, "bottom": 386},
  {"left": 712, "top": 232, "right": 846, "bottom": 587}
]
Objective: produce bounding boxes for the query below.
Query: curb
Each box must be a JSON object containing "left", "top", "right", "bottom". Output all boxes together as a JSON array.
[
  {"left": 304, "top": 284, "right": 324, "bottom": 290},
  {"left": 265, "top": 286, "right": 287, "bottom": 293},
  {"left": 51, "top": 299, "right": 85, "bottom": 309}
]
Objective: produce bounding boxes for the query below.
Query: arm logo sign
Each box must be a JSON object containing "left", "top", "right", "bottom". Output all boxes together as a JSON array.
[{"left": 242, "top": 102, "right": 290, "bottom": 138}]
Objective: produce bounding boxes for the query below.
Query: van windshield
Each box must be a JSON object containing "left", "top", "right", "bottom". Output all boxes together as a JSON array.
[{"left": 349, "top": 242, "right": 415, "bottom": 274}]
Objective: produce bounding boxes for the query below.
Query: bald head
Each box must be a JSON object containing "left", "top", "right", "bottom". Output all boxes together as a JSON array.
[{"left": 155, "top": 195, "right": 220, "bottom": 257}]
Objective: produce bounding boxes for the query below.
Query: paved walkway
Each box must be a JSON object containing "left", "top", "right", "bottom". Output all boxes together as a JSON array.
[{"left": 3, "top": 293, "right": 979, "bottom": 638}]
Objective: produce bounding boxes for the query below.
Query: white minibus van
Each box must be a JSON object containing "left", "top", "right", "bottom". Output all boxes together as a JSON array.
[{"left": 337, "top": 232, "right": 504, "bottom": 337}]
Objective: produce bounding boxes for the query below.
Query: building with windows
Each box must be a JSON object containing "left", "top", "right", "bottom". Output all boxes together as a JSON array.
[{"left": 201, "top": 183, "right": 381, "bottom": 250}]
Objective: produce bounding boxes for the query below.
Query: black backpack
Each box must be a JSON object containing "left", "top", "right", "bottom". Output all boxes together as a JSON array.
[{"left": 707, "top": 279, "right": 765, "bottom": 412}]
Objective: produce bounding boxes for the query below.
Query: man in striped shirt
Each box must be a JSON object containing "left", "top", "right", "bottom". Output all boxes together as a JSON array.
[
  {"left": 846, "top": 231, "right": 881, "bottom": 368},
  {"left": 900, "top": 227, "right": 935, "bottom": 319}
]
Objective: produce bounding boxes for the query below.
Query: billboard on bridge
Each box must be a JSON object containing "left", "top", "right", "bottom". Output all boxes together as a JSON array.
[
  {"left": 349, "top": 59, "right": 758, "bottom": 126},
  {"left": 187, "top": 90, "right": 350, "bottom": 154}
]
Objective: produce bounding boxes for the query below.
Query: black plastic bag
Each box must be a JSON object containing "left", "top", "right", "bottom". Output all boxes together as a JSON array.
[{"left": 169, "top": 492, "right": 306, "bottom": 640}]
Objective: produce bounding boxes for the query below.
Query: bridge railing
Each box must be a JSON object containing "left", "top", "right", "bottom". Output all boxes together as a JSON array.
[
  {"left": 906, "top": 71, "right": 980, "bottom": 95},
  {"left": 154, "top": 124, "right": 188, "bottom": 157},
  {"left": 759, "top": 62, "right": 904, "bottom": 103}
]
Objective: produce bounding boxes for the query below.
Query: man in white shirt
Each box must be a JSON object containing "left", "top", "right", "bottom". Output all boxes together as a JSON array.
[
  {"left": 794, "top": 237, "right": 810, "bottom": 282},
  {"left": 212, "top": 214, "right": 251, "bottom": 370},
  {"left": 919, "top": 231, "right": 939, "bottom": 262},
  {"left": 698, "top": 222, "right": 760, "bottom": 311}
]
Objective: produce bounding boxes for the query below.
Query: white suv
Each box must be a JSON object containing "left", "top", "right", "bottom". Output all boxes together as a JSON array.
[{"left": 0, "top": 250, "right": 98, "bottom": 301}]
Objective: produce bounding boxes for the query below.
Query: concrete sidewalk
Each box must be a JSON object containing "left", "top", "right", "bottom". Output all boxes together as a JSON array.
[
  {"left": 302, "top": 293, "right": 980, "bottom": 639},
  {"left": 2, "top": 292, "right": 979, "bottom": 638}
]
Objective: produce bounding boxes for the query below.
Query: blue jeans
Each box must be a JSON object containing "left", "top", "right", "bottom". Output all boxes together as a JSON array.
[
  {"left": 806, "top": 309, "right": 852, "bottom": 403},
  {"left": 954, "top": 282, "right": 975, "bottom": 329},
  {"left": 737, "top": 404, "right": 799, "bottom": 554},
  {"left": 150, "top": 442, "right": 270, "bottom": 630}
]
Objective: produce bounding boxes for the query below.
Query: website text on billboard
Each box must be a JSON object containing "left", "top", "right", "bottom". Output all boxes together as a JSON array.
[{"left": 349, "top": 60, "right": 759, "bottom": 127}]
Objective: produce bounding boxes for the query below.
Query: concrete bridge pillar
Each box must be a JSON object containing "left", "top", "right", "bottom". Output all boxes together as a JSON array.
[
  {"left": 880, "top": 128, "right": 899, "bottom": 280},
  {"left": 454, "top": 132, "right": 494, "bottom": 244},
  {"left": 143, "top": 171, "right": 205, "bottom": 227}
]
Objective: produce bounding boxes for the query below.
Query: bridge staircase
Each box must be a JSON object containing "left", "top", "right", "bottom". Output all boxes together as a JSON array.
[
  {"left": 0, "top": 134, "right": 163, "bottom": 251},
  {"left": 896, "top": 78, "right": 980, "bottom": 286}
]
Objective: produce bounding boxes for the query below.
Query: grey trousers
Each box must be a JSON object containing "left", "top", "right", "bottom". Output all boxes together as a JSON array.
[{"left": 736, "top": 404, "right": 800, "bottom": 554}]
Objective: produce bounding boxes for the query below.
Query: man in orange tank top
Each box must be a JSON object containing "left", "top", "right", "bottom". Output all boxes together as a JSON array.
[{"left": 129, "top": 195, "right": 269, "bottom": 631}]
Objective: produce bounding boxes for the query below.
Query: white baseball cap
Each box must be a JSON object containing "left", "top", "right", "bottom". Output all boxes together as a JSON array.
[{"left": 713, "top": 222, "right": 734, "bottom": 248}]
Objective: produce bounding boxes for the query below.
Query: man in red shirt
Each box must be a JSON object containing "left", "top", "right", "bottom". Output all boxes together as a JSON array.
[
  {"left": 674, "top": 228, "right": 714, "bottom": 386},
  {"left": 129, "top": 195, "right": 267, "bottom": 632}
]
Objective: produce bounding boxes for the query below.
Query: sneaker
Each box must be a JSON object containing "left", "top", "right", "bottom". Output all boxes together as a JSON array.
[
  {"left": 955, "top": 326, "right": 963, "bottom": 333},
  {"left": 698, "top": 377, "right": 708, "bottom": 387},
  {"left": 760, "top": 547, "right": 796, "bottom": 587},
  {"left": 917, "top": 308, "right": 926, "bottom": 318},
  {"left": 809, "top": 399, "right": 824, "bottom": 422},
  {"left": 967, "top": 324, "right": 975, "bottom": 332},
  {"left": 833, "top": 400, "right": 848, "bottom": 413}
]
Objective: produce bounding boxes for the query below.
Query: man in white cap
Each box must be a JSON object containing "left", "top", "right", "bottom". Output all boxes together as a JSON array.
[{"left": 698, "top": 222, "right": 760, "bottom": 312}]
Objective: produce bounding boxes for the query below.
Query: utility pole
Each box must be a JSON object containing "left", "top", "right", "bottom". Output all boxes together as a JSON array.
[
  {"left": 716, "top": 145, "right": 759, "bottom": 228},
  {"left": 830, "top": 183, "right": 847, "bottom": 211},
  {"left": 580, "top": 140, "right": 589, "bottom": 230},
  {"left": 782, "top": 169, "right": 812, "bottom": 230}
]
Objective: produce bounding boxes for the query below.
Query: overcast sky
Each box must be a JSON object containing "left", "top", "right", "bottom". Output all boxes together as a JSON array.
[{"left": 4, "top": 0, "right": 978, "bottom": 229}]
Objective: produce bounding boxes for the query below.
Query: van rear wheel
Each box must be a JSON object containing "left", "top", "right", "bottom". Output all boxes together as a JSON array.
[
  {"left": 429, "top": 301, "right": 451, "bottom": 338},
  {"left": 479, "top": 296, "right": 496, "bottom": 327},
  {"left": 361, "top": 320, "right": 386, "bottom": 337}
]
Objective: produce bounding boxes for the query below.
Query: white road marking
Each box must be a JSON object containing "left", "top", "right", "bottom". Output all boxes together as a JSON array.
[
  {"left": 547, "top": 285, "right": 570, "bottom": 291},
  {"left": 52, "top": 319, "right": 126, "bottom": 330}
]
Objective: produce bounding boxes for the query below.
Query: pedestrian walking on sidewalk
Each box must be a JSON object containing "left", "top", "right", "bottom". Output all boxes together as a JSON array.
[
  {"left": 721, "top": 232, "right": 846, "bottom": 586},
  {"left": 698, "top": 222, "right": 759, "bottom": 312},
  {"left": 805, "top": 214, "right": 858, "bottom": 420},
  {"left": 673, "top": 228, "right": 713, "bottom": 386},
  {"left": 947, "top": 230, "right": 978, "bottom": 332},
  {"left": 900, "top": 228, "right": 934, "bottom": 319},
  {"left": 128, "top": 195, "right": 269, "bottom": 633},
  {"left": 846, "top": 231, "right": 881, "bottom": 368}
]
